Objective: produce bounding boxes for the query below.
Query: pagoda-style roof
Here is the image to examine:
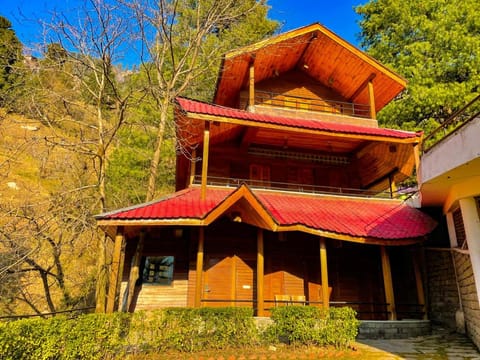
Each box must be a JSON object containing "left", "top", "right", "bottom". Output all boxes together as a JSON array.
[
  {"left": 97, "top": 185, "right": 436, "bottom": 245},
  {"left": 213, "top": 23, "right": 406, "bottom": 112},
  {"left": 176, "top": 97, "right": 421, "bottom": 148}
]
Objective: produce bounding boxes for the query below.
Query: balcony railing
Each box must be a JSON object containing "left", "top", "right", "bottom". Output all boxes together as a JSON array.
[
  {"left": 193, "top": 175, "right": 405, "bottom": 199},
  {"left": 240, "top": 90, "right": 372, "bottom": 118},
  {"left": 422, "top": 93, "right": 480, "bottom": 153}
]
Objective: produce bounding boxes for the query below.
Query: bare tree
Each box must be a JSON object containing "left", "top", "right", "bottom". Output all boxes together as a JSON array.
[{"left": 127, "top": 0, "right": 277, "bottom": 201}]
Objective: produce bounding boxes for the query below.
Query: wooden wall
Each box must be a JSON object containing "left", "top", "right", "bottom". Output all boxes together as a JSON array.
[
  {"left": 202, "top": 145, "right": 360, "bottom": 190},
  {"left": 123, "top": 223, "right": 418, "bottom": 320}
]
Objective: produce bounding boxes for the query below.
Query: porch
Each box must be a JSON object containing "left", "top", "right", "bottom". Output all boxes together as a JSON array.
[{"left": 112, "top": 220, "right": 427, "bottom": 321}]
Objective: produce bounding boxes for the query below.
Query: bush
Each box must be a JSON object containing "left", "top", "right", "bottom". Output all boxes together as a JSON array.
[
  {"left": 269, "top": 306, "right": 359, "bottom": 348},
  {"left": 0, "top": 307, "right": 258, "bottom": 359},
  {"left": 0, "top": 306, "right": 358, "bottom": 358}
]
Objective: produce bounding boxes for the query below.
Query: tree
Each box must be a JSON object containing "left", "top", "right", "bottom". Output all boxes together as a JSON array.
[
  {"left": 128, "top": 0, "right": 278, "bottom": 201},
  {"left": 0, "top": 16, "right": 23, "bottom": 107},
  {"left": 356, "top": 0, "right": 480, "bottom": 129}
]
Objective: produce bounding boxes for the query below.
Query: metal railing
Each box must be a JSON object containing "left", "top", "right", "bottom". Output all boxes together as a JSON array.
[
  {"left": 193, "top": 175, "right": 402, "bottom": 199},
  {"left": 240, "top": 90, "right": 372, "bottom": 118},
  {"left": 422, "top": 93, "right": 480, "bottom": 153}
]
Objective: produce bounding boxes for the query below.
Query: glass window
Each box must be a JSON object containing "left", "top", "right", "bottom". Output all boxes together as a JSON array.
[{"left": 142, "top": 256, "right": 174, "bottom": 285}]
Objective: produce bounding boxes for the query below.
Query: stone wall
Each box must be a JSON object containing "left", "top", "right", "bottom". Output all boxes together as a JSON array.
[
  {"left": 452, "top": 251, "right": 480, "bottom": 348},
  {"left": 425, "top": 249, "right": 460, "bottom": 329}
]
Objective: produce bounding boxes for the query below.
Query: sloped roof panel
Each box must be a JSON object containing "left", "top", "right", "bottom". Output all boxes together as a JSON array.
[
  {"left": 177, "top": 97, "right": 419, "bottom": 140},
  {"left": 97, "top": 186, "right": 436, "bottom": 241}
]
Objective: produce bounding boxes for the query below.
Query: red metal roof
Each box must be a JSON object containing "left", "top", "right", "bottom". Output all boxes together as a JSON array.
[
  {"left": 98, "top": 186, "right": 436, "bottom": 241},
  {"left": 176, "top": 97, "right": 420, "bottom": 140}
]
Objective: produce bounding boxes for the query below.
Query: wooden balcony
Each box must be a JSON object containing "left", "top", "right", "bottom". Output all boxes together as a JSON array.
[
  {"left": 192, "top": 175, "right": 402, "bottom": 199},
  {"left": 240, "top": 90, "right": 377, "bottom": 127}
]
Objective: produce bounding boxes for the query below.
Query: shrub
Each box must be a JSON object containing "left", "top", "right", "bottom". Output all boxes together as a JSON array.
[
  {"left": 0, "top": 307, "right": 258, "bottom": 358},
  {"left": 269, "top": 306, "right": 359, "bottom": 348}
]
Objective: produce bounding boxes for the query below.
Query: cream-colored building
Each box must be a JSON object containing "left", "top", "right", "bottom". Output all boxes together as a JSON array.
[{"left": 419, "top": 100, "right": 480, "bottom": 348}]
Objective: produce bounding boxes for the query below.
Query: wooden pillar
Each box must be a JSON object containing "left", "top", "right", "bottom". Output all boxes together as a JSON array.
[
  {"left": 412, "top": 249, "right": 427, "bottom": 320},
  {"left": 413, "top": 144, "right": 421, "bottom": 173},
  {"left": 201, "top": 122, "right": 210, "bottom": 200},
  {"left": 320, "top": 238, "right": 329, "bottom": 309},
  {"left": 189, "top": 148, "right": 197, "bottom": 185},
  {"left": 368, "top": 80, "right": 376, "bottom": 119},
  {"left": 248, "top": 63, "right": 255, "bottom": 110},
  {"left": 257, "top": 229, "right": 265, "bottom": 316},
  {"left": 106, "top": 226, "right": 125, "bottom": 313},
  {"left": 195, "top": 228, "right": 205, "bottom": 307},
  {"left": 389, "top": 174, "right": 397, "bottom": 198},
  {"left": 123, "top": 230, "right": 145, "bottom": 312},
  {"left": 380, "top": 246, "right": 396, "bottom": 320}
]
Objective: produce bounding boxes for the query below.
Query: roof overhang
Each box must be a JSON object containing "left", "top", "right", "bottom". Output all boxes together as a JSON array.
[
  {"left": 97, "top": 185, "right": 436, "bottom": 246},
  {"left": 213, "top": 23, "right": 406, "bottom": 112}
]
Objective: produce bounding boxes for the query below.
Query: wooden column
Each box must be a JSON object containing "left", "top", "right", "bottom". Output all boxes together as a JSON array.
[
  {"left": 201, "top": 122, "right": 210, "bottom": 200},
  {"left": 320, "top": 238, "right": 329, "bottom": 309},
  {"left": 368, "top": 80, "right": 376, "bottom": 119},
  {"left": 189, "top": 148, "right": 197, "bottom": 185},
  {"left": 248, "top": 63, "right": 255, "bottom": 110},
  {"left": 123, "top": 231, "right": 145, "bottom": 312},
  {"left": 257, "top": 229, "right": 265, "bottom": 316},
  {"left": 380, "top": 246, "right": 396, "bottom": 320},
  {"left": 389, "top": 174, "right": 397, "bottom": 198},
  {"left": 195, "top": 228, "right": 205, "bottom": 307},
  {"left": 106, "top": 226, "right": 125, "bottom": 313},
  {"left": 412, "top": 249, "right": 427, "bottom": 320}
]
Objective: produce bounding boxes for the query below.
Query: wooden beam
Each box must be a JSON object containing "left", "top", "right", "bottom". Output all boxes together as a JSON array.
[
  {"left": 201, "top": 122, "right": 210, "bottom": 200},
  {"left": 412, "top": 249, "right": 427, "bottom": 320},
  {"left": 189, "top": 148, "right": 197, "bottom": 185},
  {"left": 195, "top": 228, "right": 205, "bottom": 307},
  {"left": 124, "top": 231, "right": 145, "bottom": 312},
  {"left": 320, "top": 238, "right": 329, "bottom": 309},
  {"left": 106, "top": 226, "right": 125, "bottom": 313},
  {"left": 380, "top": 246, "right": 396, "bottom": 320},
  {"left": 248, "top": 63, "right": 255, "bottom": 110},
  {"left": 257, "top": 229, "right": 265, "bottom": 316},
  {"left": 349, "top": 73, "right": 376, "bottom": 102},
  {"left": 368, "top": 80, "right": 376, "bottom": 119}
]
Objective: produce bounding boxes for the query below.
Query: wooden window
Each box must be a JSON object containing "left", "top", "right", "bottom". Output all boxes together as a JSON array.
[
  {"left": 452, "top": 208, "right": 467, "bottom": 249},
  {"left": 142, "top": 256, "right": 174, "bottom": 285}
]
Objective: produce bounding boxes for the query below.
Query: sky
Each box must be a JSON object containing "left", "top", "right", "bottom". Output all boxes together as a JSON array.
[{"left": 1, "top": 0, "right": 366, "bottom": 63}]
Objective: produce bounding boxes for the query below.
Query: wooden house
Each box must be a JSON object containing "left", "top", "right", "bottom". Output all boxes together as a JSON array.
[{"left": 96, "top": 23, "right": 436, "bottom": 320}]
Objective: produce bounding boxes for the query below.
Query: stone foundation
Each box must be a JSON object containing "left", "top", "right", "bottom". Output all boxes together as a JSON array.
[{"left": 357, "top": 320, "right": 431, "bottom": 339}]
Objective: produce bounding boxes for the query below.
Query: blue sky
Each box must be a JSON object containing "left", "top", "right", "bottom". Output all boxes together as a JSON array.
[{"left": 1, "top": 0, "right": 366, "bottom": 61}]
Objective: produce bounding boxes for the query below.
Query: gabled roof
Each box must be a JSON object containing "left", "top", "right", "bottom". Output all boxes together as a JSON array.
[
  {"left": 213, "top": 23, "right": 406, "bottom": 112},
  {"left": 176, "top": 97, "right": 421, "bottom": 146},
  {"left": 97, "top": 185, "right": 436, "bottom": 245}
]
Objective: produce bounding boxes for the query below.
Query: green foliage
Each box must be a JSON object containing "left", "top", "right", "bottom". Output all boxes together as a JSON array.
[
  {"left": 0, "top": 308, "right": 258, "bottom": 359},
  {"left": 356, "top": 0, "right": 480, "bottom": 128},
  {"left": 0, "top": 15, "right": 23, "bottom": 107},
  {"left": 268, "top": 306, "right": 359, "bottom": 348}
]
